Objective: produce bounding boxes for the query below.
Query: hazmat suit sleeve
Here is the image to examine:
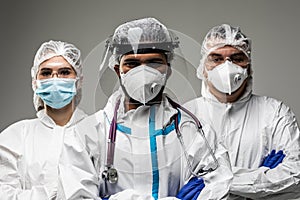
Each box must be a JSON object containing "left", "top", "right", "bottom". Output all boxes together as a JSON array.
[
  {"left": 0, "top": 121, "right": 50, "bottom": 200},
  {"left": 179, "top": 117, "right": 233, "bottom": 200},
  {"left": 197, "top": 142, "right": 233, "bottom": 200},
  {"left": 57, "top": 115, "right": 101, "bottom": 200},
  {"left": 230, "top": 102, "right": 300, "bottom": 199}
]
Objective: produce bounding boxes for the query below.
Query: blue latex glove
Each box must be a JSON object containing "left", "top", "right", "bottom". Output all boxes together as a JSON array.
[
  {"left": 176, "top": 177, "right": 205, "bottom": 200},
  {"left": 261, "top": 149, "right": 286, "bottom": 169}
]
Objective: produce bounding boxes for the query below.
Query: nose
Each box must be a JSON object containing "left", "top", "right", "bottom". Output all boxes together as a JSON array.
[
  {"left": 51, "top": 72, "right": 59, "bottom": 78},
  {"left": 225, "top": 57, "right": 232, "bottom": 62}
]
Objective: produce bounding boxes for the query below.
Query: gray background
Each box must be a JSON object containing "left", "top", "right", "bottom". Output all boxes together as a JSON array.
[{"left": 1, "top": 0, "right": 300, "bottom": 131}]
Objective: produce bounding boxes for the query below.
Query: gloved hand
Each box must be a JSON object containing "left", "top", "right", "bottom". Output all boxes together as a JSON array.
[
  {"left": 176, "top": 177, "right": 205, "bottom": 200},
  {"left": 261, "top": 149, "right": 286, "bottom": 169}
]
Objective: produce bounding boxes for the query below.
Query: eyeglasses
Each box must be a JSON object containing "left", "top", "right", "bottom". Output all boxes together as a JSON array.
[
  {"left": 206, "top": 53, "right": 249, "bottom": 67},
  {"left": 37, "top": 67, "right": 76, "bottom": 79}
]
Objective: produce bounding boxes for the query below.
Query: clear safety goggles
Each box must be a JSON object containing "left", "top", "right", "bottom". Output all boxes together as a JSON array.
[
  {"left": 37, "top": 67, "right": 77, "bottom": 80},
  {"left": 205, "top": 52, "right": 250, "bottom": 68}
]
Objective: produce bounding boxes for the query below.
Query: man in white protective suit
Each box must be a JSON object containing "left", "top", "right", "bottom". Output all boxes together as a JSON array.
[
  {"left": 184, "top": 23, "right": 300, "bottom": 199},
  {"left": 0, "top": 40, "right": 87, "bottom": 199},
  {"left": 58, "top": 17, "right": 233, "bottom": 200}
]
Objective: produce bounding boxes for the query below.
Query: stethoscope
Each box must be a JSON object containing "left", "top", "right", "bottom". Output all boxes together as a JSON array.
[
  {"left": 166, "top": 96, "right": 219, "bottom": 177},
  {"left": 101, "top": 96, "right": 220, "bottom": 187}
]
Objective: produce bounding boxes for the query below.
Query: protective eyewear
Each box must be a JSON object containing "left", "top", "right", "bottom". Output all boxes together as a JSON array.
[
  {"left": 206, "top": 52, "right": 249, "bottom": 67},
  {"left": 37, "top": 67, "right": 76, "bottom": 79}
]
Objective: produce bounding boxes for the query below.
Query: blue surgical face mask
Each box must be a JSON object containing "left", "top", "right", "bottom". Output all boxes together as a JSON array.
[{"left": 35, "top": 78, "right": 77, "bottom": 109}]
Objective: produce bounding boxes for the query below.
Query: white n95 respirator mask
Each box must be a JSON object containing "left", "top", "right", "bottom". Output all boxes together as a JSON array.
[
  {"left": 207, "top": 60, "right": 248, "bottom": 95},
  {"left": 120, "top": 65, "right": 167, "bottom": 104}
]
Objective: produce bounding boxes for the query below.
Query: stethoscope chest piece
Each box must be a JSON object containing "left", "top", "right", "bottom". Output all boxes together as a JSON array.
[{"left": 102, "top": 166, "right": 118, "bottom": 184}]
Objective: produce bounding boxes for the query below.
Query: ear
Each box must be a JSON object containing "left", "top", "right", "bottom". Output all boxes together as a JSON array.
[{"left": 114, "top": 65, "right": 121, "bottom": 78}]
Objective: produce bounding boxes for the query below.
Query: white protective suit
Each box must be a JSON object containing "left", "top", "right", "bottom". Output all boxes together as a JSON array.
[
  {"left": 184, "top": 77, "right": 300, "bottom": 199},
  {"left": 0, "top": 108, "right": 87, "bottom": 200},
  {"left": 58, "top": 89, "right": 233, "bottom": 200}
]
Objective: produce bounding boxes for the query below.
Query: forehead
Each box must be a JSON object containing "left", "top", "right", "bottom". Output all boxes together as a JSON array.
[
  {"left": 208, "top": 46, "right": 242, "bottom": 56},
  {"left": 39, "top": 56, "right": 71, "bottom": 69},
  {"left": 120, "top": 53, "right": 166, "bottom": 62}
]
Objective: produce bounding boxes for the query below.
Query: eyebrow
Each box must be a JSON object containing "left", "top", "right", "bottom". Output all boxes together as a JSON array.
[
  {"left": 208, "top": 52, "right": 245, "bottom": 57},
  {"left": 208, "top": 53, "right": 222, "bottom": 57},
  {"left": 39, "top": 67, "right": 73, "bottom": 70},
  {"left": 122, "top": 58, "right": 141, "bottom": 62},
  {"left": 123, "top": 58, "right": 166, "bottom": 63}
]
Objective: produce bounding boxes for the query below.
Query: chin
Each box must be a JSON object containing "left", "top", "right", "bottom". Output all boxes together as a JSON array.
[{"left": 212, "top": 89, "right": 240, "bottom": 103}]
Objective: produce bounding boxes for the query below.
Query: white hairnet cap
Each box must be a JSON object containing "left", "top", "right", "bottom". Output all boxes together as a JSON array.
[
  {"left": 107, "top": 17, "right": 178, "bottom": 69},
  {"left": 197, "top": 24, "right": 251, "bottom": 79},
  {"left": 113, "top": 17, "right": 171, "bottom": 45},
  {"left": 31, "top": 40, "right": 83, "bottom": 111}
]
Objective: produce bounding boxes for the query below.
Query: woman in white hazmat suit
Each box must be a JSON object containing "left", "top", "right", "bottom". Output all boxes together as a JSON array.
[
  {"left": 58, "top": 18, "right": 233, "bottom": 200},
  {"left": 0, "top": 40, "right": 87, "bottom": 199},
  {"left": 184, "top": 24, "right": 300, "bottom": 199}
]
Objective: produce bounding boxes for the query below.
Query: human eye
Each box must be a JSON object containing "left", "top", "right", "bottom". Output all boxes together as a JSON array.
[
  {"left": 147, "top": 58, "right": 166, "bottom": 68},
  {"left": 123, "top": 61, "right": 140, "bottom": 68},
  {"left": 58, "top": 68, "right": 73, "bottom": 76},
  {"left": 208, "top": 55, "right": 223, "bottom": 63},
  {"left": 39, "top": 69, "right": 52, "bottom": 77},
  {"left": 148, "top": 62, "right": 164, "bottom": 68},
  {"left": 231, "top": 54, "right": 248, "bottom": 64}
]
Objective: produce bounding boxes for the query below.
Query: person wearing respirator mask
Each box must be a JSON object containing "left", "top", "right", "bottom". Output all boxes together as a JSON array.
[
  {"left": 57, "top": 17, "right": 233, "bottom": 200},
  {"left": 0, "top": 40, "right": 87, "bottom": 200},
  {"left": 184, "top": 24, "right": 300, "bottom": 199}
]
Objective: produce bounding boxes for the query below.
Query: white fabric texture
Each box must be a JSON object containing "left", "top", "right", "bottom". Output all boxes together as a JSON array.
[
  {"left": 0, "top": 108, "right": 87, "bottom": 200},
  {"left": 58, "top": 89, "right": 233, "bottom": 200},
  {"left": 184, "top": 78, "right": 300, "bottom": 199}
]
